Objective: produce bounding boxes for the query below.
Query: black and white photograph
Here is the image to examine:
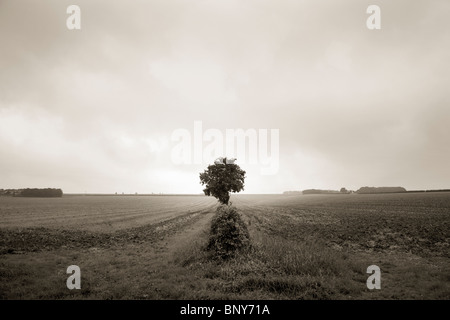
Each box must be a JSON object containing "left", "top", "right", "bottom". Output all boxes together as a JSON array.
[{"left": 0, "top": 0, "right": 449, "bottom": 314}]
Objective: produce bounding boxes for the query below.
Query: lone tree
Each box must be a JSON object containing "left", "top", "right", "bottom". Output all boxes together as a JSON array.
[{"left": 199, "top": 157, "right": 246, "bottom": 205}]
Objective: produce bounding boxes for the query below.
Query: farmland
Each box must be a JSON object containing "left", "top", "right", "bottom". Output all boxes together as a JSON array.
[{"left": 0, "top": 192, "right": 449, "bottom": 300}]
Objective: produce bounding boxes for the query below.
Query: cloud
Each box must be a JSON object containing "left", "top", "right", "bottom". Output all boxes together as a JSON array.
[{"left": 1, "top": 0, "right": 449, "bottom": 193}]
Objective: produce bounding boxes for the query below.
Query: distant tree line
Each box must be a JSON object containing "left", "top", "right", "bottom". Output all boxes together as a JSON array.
[
  {"left": 0, "top": 188, "right": 63, "bottom": 197},
  {"left": 302, "top": 189, "right": 343, "bottom": 195},
  {"left": 283, "top": 191, "right": 303, "bottom": 195},
  {"left": 284, "top": 186, "right": 414, "bottom": 195},
  {"left": 407, "top": 189, "right": 450, "bottom": 193},
  {"left": 356, "top": 187, "right": 406, "bottom": 194}
]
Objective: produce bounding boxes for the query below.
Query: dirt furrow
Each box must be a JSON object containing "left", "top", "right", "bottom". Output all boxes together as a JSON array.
[{"left": 0, "top": 206, "right": 215, "bottom": 255}]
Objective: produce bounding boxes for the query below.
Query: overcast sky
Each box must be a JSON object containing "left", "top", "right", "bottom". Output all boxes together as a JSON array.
[{"left": 1, "top": 0, "right": 449, "bottom": 194}]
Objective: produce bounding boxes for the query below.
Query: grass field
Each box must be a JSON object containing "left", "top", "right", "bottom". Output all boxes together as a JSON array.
[{"left": 0, "top": 192, "right": 449, "bottom": 299}]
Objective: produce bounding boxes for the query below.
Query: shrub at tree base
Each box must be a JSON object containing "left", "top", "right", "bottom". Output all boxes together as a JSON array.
[{"left": 207, "top": 204, "right": 251, "bottom": 260}]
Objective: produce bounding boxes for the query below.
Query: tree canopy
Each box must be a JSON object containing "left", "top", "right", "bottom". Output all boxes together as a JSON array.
[{"left": 199, "top": 157, "right": 246, "bottom": 205}]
